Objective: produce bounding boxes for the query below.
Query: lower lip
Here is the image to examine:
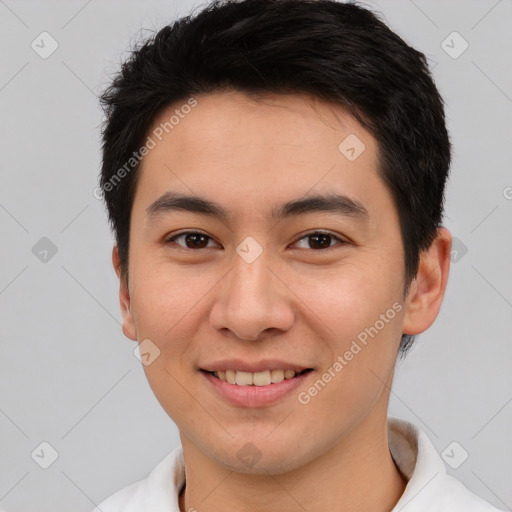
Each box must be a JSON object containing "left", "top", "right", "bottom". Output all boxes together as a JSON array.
[{"left": 202, "top": 371, "right": 313, "bottom": 408}]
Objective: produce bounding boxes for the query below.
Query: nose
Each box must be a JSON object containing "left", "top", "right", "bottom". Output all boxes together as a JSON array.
[{"left": 209, "top": 249, "right": 295, "bottom": 341}]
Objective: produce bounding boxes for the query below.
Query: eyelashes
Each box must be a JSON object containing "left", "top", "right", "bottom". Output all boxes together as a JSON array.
[{"left": 165, "top": 230, "right": 347, "bottom": 251}]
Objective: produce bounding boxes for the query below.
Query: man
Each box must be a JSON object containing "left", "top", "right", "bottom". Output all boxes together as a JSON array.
[{"left": 94, "top": 0, "right": 502, "bottom": 510}]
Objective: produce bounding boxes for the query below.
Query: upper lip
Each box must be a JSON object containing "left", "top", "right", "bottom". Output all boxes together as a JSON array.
[{"left": 200, "top": 359, "right": 313, "bottom": 373}]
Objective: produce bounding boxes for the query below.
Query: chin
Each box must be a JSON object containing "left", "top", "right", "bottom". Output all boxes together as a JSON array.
[{"left": 203, "top": 433, "right": 317, "bottom": 476}]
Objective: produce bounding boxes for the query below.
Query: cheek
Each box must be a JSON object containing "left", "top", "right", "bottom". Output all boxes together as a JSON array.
[
  {"left": 130, "top": 243, "right": 403, "bottom": 392},
  {"left": 128, "top": 267, "right": 209, "bottom": 415},
  {"left": 303, "top": 260, "right": 402, "bottom": 345},
  {"left": 295, "top": 262, "right": 403, "bottom": 398},
  {"left": 130, "top": 248, "right": 403, "bottom": 367},
  {"left": 130, "top": 261, "right": 204, "bottom": 343},
  {"left": 130, "top": 267, "right": 205, "bottom": 425}
]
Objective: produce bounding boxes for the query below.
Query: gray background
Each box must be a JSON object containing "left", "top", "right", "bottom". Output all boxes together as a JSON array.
[{"left": 0, "top": 0, "right": 511, "bottom": 510}]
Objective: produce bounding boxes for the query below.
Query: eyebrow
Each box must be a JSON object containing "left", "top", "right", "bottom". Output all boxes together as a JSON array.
[{"left": 145, "top": 191, "right": 368, "bottom": 223}]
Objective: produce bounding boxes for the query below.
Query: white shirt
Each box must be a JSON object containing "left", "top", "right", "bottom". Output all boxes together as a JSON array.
[{"left": 93, "top": 417, "right": 504, "bottom": 511}]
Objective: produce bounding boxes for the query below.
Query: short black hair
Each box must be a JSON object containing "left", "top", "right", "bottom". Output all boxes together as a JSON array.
[{"left": 98, "top": 0, "right": 451, "bottom": 356}]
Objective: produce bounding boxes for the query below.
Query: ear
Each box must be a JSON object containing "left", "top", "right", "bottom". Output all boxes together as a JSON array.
[
  {"left": 112, "top": 245, "right": 137, "bottom": 341},
  {"left": 402, "top": 227, "right": 452, "bottom": 335}
]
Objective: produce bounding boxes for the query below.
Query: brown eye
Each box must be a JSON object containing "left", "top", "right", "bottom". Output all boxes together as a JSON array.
[
  {"left": 165, "top": 230, "right": 346, "bottom": 251},
  {"left": 293, "top": 231, "right": 345, "bottom": 250},
  {"left": 167, "top": 232, "right": 217, "bottom": 249}
]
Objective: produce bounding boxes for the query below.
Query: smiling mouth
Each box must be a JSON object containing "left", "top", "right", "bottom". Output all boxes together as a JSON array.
[{"left": 202, "top": 368, "right": 313, "bottom": 386}]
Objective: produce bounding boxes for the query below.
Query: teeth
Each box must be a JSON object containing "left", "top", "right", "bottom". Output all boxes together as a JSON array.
[
  {"left": 284, "top": 369, "right": 295, "bottom": 379},
  {"left": 253, "top": 371, "right": 271, "bottom": 386},
  {"left": 270, "top": 369, "right": 284, "bottom": 383},
  {"left": 236, "top": 371, "right": 253, "bottom": 386},
  {"left": 214, "top": 369, "right": 299, "bottom": 386}
]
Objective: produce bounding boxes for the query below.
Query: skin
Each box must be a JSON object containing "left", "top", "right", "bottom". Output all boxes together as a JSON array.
[{"left": 112, "top": 90, "right": 451, "bottom": 512}]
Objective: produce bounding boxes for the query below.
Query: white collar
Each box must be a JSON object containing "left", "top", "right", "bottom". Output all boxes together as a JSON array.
[{"left": 95, "top": 417, "right": 503, "bottom": 511}]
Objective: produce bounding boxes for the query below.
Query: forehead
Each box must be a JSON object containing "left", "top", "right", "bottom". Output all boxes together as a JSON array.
[
  {"left": 133, "top": 91, "right": 390, "bottom": 223},
  {"left": 145, "top": 90, "right": 370, "bottom": 159}
]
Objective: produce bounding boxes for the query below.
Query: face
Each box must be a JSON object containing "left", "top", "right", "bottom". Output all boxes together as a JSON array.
[{"left": 116, "top": 91, "right": 416, "bottom": 474}]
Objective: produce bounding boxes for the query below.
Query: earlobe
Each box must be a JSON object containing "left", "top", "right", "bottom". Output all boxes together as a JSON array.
[
  {"left": 402, "top": 227, "right": 452, "bottom": 336},
  {"left": 112, "top": 245, "right": 138, "bottom": 341}
]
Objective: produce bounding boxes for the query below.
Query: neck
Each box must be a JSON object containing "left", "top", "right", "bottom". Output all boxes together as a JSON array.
[{"left": 178, "top": 410, "right": 407, "bottom": 512}]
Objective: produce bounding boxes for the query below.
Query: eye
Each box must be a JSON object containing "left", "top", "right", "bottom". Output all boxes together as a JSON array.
[
  {"left": 292, "top": 231, "right": 346, "bottom": 250},
  {"left": 165, "top": 230, "right": 347, "bottom": 251},
  {"left": 165, "top": 231, "right": 219, "bottom": 250}
]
